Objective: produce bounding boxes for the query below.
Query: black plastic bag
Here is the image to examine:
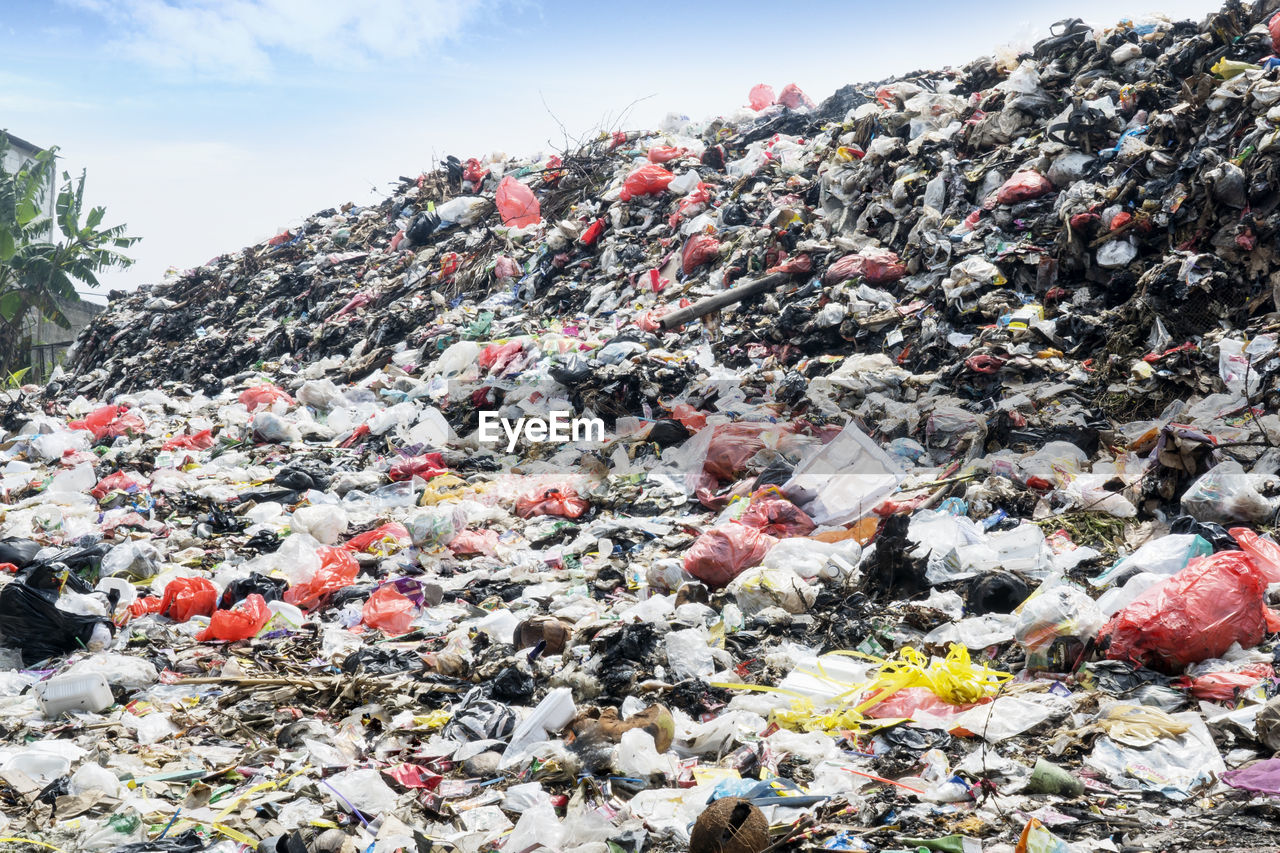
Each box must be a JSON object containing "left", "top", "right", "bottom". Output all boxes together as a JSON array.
[
  {"left": 967, "top": 572, "right": 1031, "bottom": 615},
  {"left": 0, "top": 537, "right": 42, "bottom": 568},
  {"left": 443, "top": 686, "right": 516, "bottom": 742},
  {"left": 218, "top": 572, "right": 287, "bottom": 610},
  {"left": 36, "top": 542, "right": 112, "bottom": 576},
  {"left": 0, "top": 565, "right": 114, "bottom": 665},
  {"left": 1170, "top": 515, "right": 1239, "bottom": 552},
  {"left": 549, "top": 355, "right": 592, "bottom": 387}
]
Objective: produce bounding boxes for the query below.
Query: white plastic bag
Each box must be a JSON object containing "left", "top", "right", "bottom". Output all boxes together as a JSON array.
[
  {"left": 1181, "top": 460, "right": 1278, "bottom": 525},
  {"left": 727, "top": 565, "right": 816, "bottom": 614},
  {"left": 783, "top": 420, "right": 904, "bottom": 525},
  {"left": 665, "top": 628, "right": 715, "bottom": 680},
  {"left": 291, "top": 504, "right": 349, "bottom": 545}
]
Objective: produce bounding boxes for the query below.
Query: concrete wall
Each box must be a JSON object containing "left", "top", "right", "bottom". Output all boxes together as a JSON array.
[
  {"left": 2, "top": 133, "right": 57, "bottom": 243},
  {"left": 4, "top": 134, "right": 101, "bottom": 381},
  {"left": 26, "top": 297, "right": 104, "bottom": 381}
]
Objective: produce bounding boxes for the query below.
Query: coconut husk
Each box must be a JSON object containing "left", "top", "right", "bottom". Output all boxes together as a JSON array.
[{"left": 689, "top": 797, "right": 769, "bottom": 853}]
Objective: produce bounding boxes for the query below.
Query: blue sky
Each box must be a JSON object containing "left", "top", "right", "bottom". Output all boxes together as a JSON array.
[{"left": 2, "top": 0, "right": 1224, "bottom": 300}]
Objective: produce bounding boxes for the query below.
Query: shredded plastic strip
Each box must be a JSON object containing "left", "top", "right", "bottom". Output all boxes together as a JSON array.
[{"left": 0, "top": 838, "right": 65, "bottom": 852}]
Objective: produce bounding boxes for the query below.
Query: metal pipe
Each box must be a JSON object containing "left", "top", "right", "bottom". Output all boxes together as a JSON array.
[{"left": 657, "top": 272, "right": 792, "bottom": 329}]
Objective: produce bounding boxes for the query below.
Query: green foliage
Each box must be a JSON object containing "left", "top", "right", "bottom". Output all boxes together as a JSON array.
[
  {"left": 2, "top": 367, "right": 30, "bottom": 389},
  {"left": 0, "top": 131, "right": 138, "bottom": 371}
]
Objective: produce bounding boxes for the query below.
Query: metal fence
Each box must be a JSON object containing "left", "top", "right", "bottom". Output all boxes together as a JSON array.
[{"left": 27, "top": 340, "right": 74, "bottom": 383}]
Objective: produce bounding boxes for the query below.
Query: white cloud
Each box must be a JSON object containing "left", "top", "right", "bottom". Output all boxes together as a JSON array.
[{"left": 64, "top": 0, "right": 488, "bottom": 79}]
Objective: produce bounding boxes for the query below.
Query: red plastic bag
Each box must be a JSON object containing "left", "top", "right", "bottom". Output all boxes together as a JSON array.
[
  {"left": 92, "top": 471, "right": 146, "bottom": 500},
  {"left": 670, "top": 403, "right": 708, "bottom": 432},
  {"left": 239, "top": 384, "right": 294, "bottom": 411},
  {"left": 346, "top": 523, "right": 411, "bottom": 554},
  {"left": 163, "top": 430, "right": 215, "bottom": 451},
  {"left": 1181, "top": 663, "right": 1274, "bottom": 701},
  {"left": 69, "top": 405, "right": 146, "bottom": 441},
  {"left": 580, "top": 218, "right": 606, "bottom": 246},
  {"left": 389, "top": 453, "right": 448, "bottom": 482},
  {"left": 1270, "top": 13, "right": 1280, "bottom": 52},
  {"left": 995, "top": 171, "right": 1053, "bottom": 205},
  {"left": 448, "top": 528, "right": 499, "bottom": 556},
  {"left": 159, "top": 577, "right": 218, "bottom": 622},
  {"left": 462, "top": 157, "right": 489, "bottom": 185},
  {"left": 681, "top": 234, "right": 720, "bottom": 274},
  {"left": 495, "top": 176, "right": 541, "bottom": 228},
  {"left": 129, "top": 596, "right": 163, "bottom": 619},
  {"left": 1230, "top": 528, "right": 1280, "bottom": 583},
  {"left": 635, "top": 308, "right": 669, "bottom": 332},
  {"left": 478, "top": 341, "right": 524, "bottom": 373},
  {"left": 284, "top": 547, "right": 359, "bottom": 611},
  {"left": 383, "top": 763, "right": 442, "bottom": 790},
  {"left": 822, "top": 248, "right": 906, "bottom": 285},
  {"left": 494, "top": 255, "right": 521, "bottom": 279},
  {"left": 516, "top": 487, "right": 588, "bottom": 519},
  {"left": 1100, "top": 551, "right": 1280, "bottom": 673},
  {"left": 704, "top": 422, "right": 795, "bottom": 482},
  {"left": 748, "top": 84, "right": 775, "bottom": 111},
  {"left": 620, "top": 164, "right": 674, "bottom": 201},
  {"left": 739, "top": 497, "right": 815, "bottom": 539},
  {"left": 864, "top": 686, "right": 983, "bottom": 721},
  {"left": 647, "top": 145, "right": 685, "bottom": 164},
  {"left": 198, "top": 594, "right": 271, "bottom": 642},
  {"left": 683, "top": 524, "right": 778, "bottom": 588},
  {"left": 777, "top": 83, "right": 815, "bottom": 110},
  {"left": 362, "top": 584, "right": 417, "bottom": 635}
]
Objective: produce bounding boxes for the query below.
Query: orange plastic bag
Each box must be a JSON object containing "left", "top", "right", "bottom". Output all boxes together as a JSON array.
[
  {"left": 284, "top": 547, "right": 359, "bottom": 611},
  {"left": 748, "top": 84, "right": 775, "bottom": 111},
  {"left": 495, "top": 176, "right": 541, "bottom": 228},
  {"left": 362, "top": 584, "right": 417, "bottom": 635},
  {"left": 619, "top": 164, "right": 674, "bottom": 201},
  {"left": 681, "top": 234, "right": 720, "bottom": 274},
  {"left": 238, "top": 384, "right": 294, "bottom": 411},
  {"left": 683, "top": 524, "right": 778, "bottom": 588},
  {"left": 516, "top": 487, "right": 588, "bottom": 519},
  {"left": 1100, "top": 551, "right": 1280, "bottom": 673},
  {"left": 159, "top": 577, "right": 218, "bottom": 622},
  {"left": 198, "top": 593, "right": 271, "bottom": 642}
]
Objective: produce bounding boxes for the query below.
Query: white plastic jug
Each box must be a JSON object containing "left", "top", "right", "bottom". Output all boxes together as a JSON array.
[{"left": 36, "top": 672, "right": 114, "bottom": 717}]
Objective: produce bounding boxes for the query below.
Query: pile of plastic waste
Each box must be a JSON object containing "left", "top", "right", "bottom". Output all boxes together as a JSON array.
[{"left": 7, "top": 2, "right": 1280, "bottom": 851}]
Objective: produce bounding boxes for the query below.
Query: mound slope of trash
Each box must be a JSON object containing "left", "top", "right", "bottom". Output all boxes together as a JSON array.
[{"left": 3, "top": 1, "right": 1280, "bottom": 852}]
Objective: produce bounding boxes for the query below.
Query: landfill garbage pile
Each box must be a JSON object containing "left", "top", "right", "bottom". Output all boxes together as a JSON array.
[{"left": 7, "top": 1, "right": 1280, "bottom": 852}]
